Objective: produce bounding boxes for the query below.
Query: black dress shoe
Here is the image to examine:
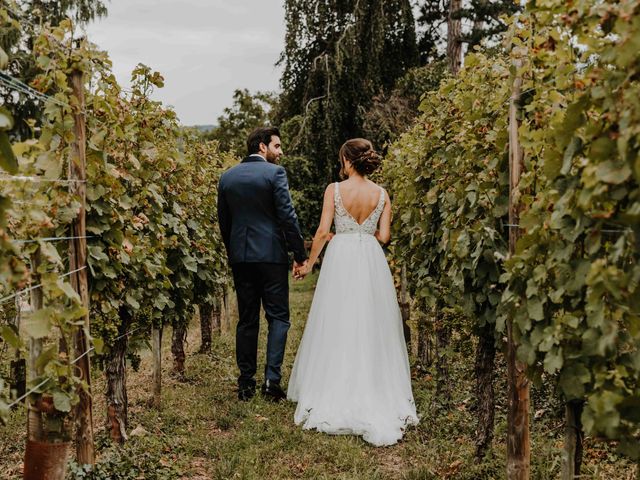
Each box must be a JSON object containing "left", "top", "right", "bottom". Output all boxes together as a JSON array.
[
  {"left": 238, "top": 385, "right": 255, "bottom": 401},
  {"left": 261, "top": 380, "right": 286, "bottom": 402}
]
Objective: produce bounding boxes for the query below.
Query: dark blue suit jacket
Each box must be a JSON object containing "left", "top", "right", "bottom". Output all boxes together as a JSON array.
[{"left": 217, "top": 155, "right": 307, "bottom": 265}]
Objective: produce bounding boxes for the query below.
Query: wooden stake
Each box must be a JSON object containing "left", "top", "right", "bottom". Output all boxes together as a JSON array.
[
  {"left": 562, "top": 400, "right": 584, "bottom": 479},
  {"left": 399, "top": 265, "right": 411, "bottom": 347},
  {"left": 68, "top": 69, "right": 95, "bottom": 465},
  {"left": 10, "top": 297, "right": 26, "bottom": 401},
  {"left": 506, "top": 58, "right": 530, "bottom": 480},
  {"left": 151, "top": 326, "right": 162, "bottom": 408},
  {"left": 27, "top": 251, "right": 43, "bottom": 443}
]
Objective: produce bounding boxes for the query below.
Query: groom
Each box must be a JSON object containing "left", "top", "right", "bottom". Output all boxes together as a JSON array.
[{"left": 217, "top": 126, "right": 308, "bottom": 402}]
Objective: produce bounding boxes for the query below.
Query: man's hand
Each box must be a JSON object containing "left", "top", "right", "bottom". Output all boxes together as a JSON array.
[{"left": 293, "top": 259, "right": 309, "bottom": 280}]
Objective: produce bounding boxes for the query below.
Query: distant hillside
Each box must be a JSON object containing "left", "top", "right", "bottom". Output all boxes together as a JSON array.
[{"left": 191, "top": 124, "right": 216, "bottom": 133}]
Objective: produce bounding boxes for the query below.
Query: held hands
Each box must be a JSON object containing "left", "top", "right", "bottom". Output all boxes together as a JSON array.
[
  {"left": 293, "top": 232, "right": 334, "bottom": 280},
  {"left": 293, "top": 260, "right": 310, "bottom": 280}
]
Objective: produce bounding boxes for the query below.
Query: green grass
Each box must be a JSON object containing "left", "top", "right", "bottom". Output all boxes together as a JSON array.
[{"left": 1, "top": 271, "right": 637, "bottom": 479}]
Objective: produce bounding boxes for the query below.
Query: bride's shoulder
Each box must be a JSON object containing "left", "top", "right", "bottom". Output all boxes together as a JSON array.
[
  {"left": 367, "top": 179, "right": 387, "bottom": 193},
  {"left": 323, "top": 183, "right": 337, "bottom": 200}
]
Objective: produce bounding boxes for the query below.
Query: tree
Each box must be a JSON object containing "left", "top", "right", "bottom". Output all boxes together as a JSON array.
[
  {"left": 362, "top": 62, "right": 446, "bottom": 150},
  {"left": 416, "top": 0, "right": 519, "bottom": 66},
  {"left": 205, "top": 89, "right": 276, "bottom": 158},
  {"left": 275, "top": 0, "right": 419, "bottom": 231}
]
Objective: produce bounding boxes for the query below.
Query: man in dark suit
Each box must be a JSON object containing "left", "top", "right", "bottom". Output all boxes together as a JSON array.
[{"left": 217, "top": 126, "right": 308, "bottom": 401}]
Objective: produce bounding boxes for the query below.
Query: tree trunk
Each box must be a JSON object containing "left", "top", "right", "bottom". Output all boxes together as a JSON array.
[
  {"left": 150, "top": 326, "right": 162, "bottom": 409},
  {"left": 212, "top": 296, "right": 222, "bottom": 335},
  {"left": 474, "top": 322, "right": 496, "bottom": 461},
  {"left": 447, "top": 0, "right": 463, "bottom": 75},
  {"left": 434, "top": 306, "right": 451, "bottom": 410},
  {"left": 105, "top": 322, "right": 128, "bottom": 444},
  {"left": 199, "top": 303, "right": 213, "bottom": 354},
  {"left": 562, "top": 400, "right": 584, "bottom": 479},
  {"left": 171, "top": 320, "right": 187, "bottom": 378},
  {"left": 10, "top": 298, "right": 25, "bottom": 401},
  {"left": 399, "top": 265, "right": 412, "bottom": 347},
  {"left": 417, "top": 311, "right": 431, "bottom": 368}
]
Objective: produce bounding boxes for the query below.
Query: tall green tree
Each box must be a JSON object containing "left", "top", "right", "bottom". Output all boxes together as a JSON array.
[
  {"left": 275, "top": 0, "right": 419, "bottom": 232},
  {"left": 205, "top": 89, "right": 276, "bottom": 158},
  {"left": 416, "top": 0, "right": 519, "bottom": 65}
]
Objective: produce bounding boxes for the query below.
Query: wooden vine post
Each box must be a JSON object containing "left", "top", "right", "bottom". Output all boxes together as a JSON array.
[
  {"left": 151, "top": 326, "right": 162, "bottom": 408},
  {"left": 562, "top": 400, "right": 584, "bottom": 479},
  {"left": 24, "top": 251, "right": 70, "bottom": 479},
  {"left": 399, "top": 265, "right": 411, "bottom": 347},
  {"left": 26, "top": 251, "right": 44, "bottom": 445},
  {"left": 506, "top": 56, "right": 530, "bottom": 479},
  {"left": 68, "top": 68, "right": 95, "bottom": 465}
]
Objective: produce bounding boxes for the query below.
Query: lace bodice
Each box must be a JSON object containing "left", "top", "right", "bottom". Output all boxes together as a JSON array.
[{"left": 333, "top": 182, "right": 385, "bottom": 235}]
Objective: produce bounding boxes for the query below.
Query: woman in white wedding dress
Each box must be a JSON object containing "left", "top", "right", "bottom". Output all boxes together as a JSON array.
[{"left": 287, "top": 138, "right": 419, "bottom": 446}]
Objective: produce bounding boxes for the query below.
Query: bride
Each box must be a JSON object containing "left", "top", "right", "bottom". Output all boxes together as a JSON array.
[{"left": 287, "top": 138, "right": 419, "bottom": 446}]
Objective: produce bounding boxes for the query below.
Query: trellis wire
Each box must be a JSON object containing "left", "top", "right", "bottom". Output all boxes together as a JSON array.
[
  {"left": 0, "top": 266, "right": 87, "bottom": 305},
  {"left": 6, "top": 326, "right": 142, "bottom": 409},
  {"left": 11, "top": 235, "right": 95, "bottom": 244},
  {"left": 0, "top": 175, "right": 86, "bottom": 183}
]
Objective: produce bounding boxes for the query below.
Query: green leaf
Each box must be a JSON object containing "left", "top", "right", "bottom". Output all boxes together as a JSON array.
[
  {"left": 125, "top": 293, "right": 140, "bottom": 310},
  {"left": 561, "top": 137, "right": 581, "bottom": 175},
  {"left": 589, "top": 136, "right": 615, "bottom": 161},
  {"left": 39, "top": 241, "right": 63, "bottom": 266},
  {"left": 35, "top": 346, "right": 57, "bottom": 372},
  {"left": 52, "top": 391, "right": 72, "bottom": 413},
  {"left": 558, "top": 363, "right": 590, "bottom": 399},
  {"left": 57, "top": 279, "right": 81, "bottom": 303},
  {"left": 0, "top": 107, "right": 14, "bottom": 130},
  {"left": 0, "top": 46, "right": 8, "bottom": 70},
  {"left": 0, "top": 131, "right": 18, "bottom": 174},
  {"left": 596, "top": 161, "right": 631, "bottom": 185},
  {"left": 544, "top": 347, "right": 563, "bottom": 374},
  {"left": 23, "top": 308, "right": 54, "bottom": 339},
  {"left": 93, "top": 337, "right": 104, "bottom": 355},
  {"left": 527, "top": 297, "right": 544, "bottom": 321},
  {"left": 0, "top": 325, "right": 23, "bottom": 349},
  {"left": 181, "top": 255, "right": 198, "bottom": 272}
]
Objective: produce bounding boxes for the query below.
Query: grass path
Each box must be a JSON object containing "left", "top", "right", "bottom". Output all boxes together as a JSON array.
[{"left": 1, "top": 271, "right": 636, "bottom": 479}]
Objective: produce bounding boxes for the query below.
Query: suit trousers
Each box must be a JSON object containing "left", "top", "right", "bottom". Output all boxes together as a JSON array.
[{"left": 231, "top": 262, "right": 290, "bottom": 387}]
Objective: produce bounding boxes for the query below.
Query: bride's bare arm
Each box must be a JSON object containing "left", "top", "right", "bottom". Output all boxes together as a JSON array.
[
  {"left": 375, "top": 190, "right": 392, "bottom": 245},
  {"left": 303, "top": 184, "right": 336, "bottom": 273}
]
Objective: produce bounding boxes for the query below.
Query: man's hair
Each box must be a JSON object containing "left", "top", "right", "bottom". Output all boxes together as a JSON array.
[{"left": 247, "top": 126, "right": 281, "bottom": 155}]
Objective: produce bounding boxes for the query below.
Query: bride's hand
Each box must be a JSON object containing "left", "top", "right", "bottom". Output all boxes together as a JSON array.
[
  {"left": 293, "top": 260, "right": 310, "bottom": 280},
  {"left": 302, "top": 262, "right": 313, "bottom": 276}
]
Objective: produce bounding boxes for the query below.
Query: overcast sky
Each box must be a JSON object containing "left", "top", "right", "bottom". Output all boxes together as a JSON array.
[{"left": 85, "top": 0, "right": 286, "bottom": 126}]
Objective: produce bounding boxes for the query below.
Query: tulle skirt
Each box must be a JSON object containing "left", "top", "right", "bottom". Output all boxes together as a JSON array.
[{"left": 287, "top": 232, "right": 419, "bottom": 446}]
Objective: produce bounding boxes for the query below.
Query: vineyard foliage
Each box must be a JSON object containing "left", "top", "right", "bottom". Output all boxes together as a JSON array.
[
  {"left": 0, "top": 17, "right": 229, "bottom": 426},
  {"left": 384, "top": 0, "right": 640, "bottom": 458}
]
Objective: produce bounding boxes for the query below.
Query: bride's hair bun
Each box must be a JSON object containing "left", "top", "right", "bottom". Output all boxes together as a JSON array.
[{"left": 339, "top": 138, "right": 382, "bottom": 177}]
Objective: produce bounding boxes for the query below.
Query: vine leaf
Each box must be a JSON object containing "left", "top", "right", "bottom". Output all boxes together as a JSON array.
[
  {"left": 0, "top": 132, "right": 17, "bottom": 175},
  {"left": 23, "top": 308, "right": 54, "bottom": 339}
]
